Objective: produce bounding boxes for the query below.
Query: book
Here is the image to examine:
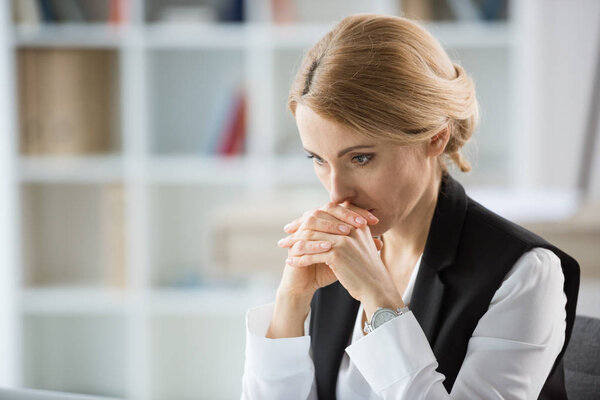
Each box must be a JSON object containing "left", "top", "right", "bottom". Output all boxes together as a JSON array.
[
  {"left": 18, "top": 48, "right": 43, "bottom": 154},
  {"left": 38, "top": 0, "right": 56, "bottom": 22},
  {"left": 13, "top": 0, "right": 41, "bottom": 24},
  {"left": 109, "top": 0, "right": 126, "bottom": 24},
  {"left": 100, "top": 184, "right": 126, "bottom": 288},
  {"left": 218, "top": 89, "right": 246, "bottom": 156},
  {"left": 271, "top": 0, "right": 296, "bottom": 24},
  {"left": 18, "top": 49, "right": 116, "bottom": 155},
  {"left": 49, "top": 0, "right": 85, "bottom": 22},
  {"left": 401, "top": 0, "right": 433, "bottom": 21}
]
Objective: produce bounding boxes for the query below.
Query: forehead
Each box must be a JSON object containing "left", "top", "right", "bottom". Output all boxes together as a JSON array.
[{"left": 295, "top": 104, "right": 376, "bottom": 151}]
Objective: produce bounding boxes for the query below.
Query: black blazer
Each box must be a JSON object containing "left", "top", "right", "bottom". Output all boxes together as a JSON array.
[{"left": 308, "top": 173, "right": 580, "bottom": 399}]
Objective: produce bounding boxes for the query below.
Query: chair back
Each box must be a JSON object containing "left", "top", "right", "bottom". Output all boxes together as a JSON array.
[{"left": 564, "top": 315, "right": 600, "bottom": 399}]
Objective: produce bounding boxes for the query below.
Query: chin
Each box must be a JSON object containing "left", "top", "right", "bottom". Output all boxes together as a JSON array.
[{"left": 369, "top": 222, "right": 389, "bottom": 237}]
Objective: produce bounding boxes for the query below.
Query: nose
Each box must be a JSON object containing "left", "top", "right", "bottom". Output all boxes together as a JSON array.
[{"left": 328, "top": 170, "right": 355, "bottom": 205}]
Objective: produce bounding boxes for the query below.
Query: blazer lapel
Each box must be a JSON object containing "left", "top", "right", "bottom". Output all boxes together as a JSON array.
[
  {"left": 310, "top": 281, "right": 359, "bottom": 400},
  {"left": 411, "top": 174, "right": 468, "bottom": 344}
]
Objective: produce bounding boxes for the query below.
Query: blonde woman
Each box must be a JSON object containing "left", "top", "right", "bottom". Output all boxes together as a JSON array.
[{"left": 241, "top": 14, "right": 579, "bottom": 400}]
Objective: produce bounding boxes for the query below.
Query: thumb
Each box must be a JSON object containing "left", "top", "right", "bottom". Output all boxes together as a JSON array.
[{"left": 373, "top": 237, "right": 383, "bottom": 251}]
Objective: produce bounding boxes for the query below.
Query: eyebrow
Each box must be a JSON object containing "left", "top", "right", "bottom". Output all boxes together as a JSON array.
[{"left": 303, "top": 144, "right": 376, "bottom": 159}]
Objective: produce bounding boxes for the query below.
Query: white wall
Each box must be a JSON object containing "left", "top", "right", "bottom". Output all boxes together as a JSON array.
[{"left": 534, "top": 0, "right": 600, "bottom": 192}]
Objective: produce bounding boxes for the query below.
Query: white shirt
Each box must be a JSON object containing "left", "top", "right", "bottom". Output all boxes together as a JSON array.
[{"left": 240, "top": 247, "right": 566, "bottom": 399}]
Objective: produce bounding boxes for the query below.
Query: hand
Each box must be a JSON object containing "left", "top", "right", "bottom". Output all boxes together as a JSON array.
[
  {"left": 281, "top": 201, "right": 383, "bottom": 249},
  {"left": 275, "top": 202, "right": 381, "bottom": 299},
  {"left": 285, "top": 221, "right": 400, "bottom": 309}
]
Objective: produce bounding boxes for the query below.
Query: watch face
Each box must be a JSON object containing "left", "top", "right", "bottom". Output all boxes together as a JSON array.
[{"left": 372, "top": 309, "right": 397, "bottom": 328}]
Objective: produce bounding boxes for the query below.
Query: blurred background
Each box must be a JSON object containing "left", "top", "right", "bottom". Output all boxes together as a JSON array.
[{"left": 0, "top": 0, "right": 599, "bottom": 399}]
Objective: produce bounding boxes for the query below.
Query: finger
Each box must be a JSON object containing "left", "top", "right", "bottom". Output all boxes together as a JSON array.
[
  {"left": 338, "top": 201, "right": 379, "bottom": 225},
  {"left": 297, "top": 213, "right": 354, "bottom": 236},
  {"left": 286, "top": 253, "right": 330, "bottom": 268},
  {"left": 283, "top": 217, "right": 303, "bottom": 234},
  {"left": 279, "top": 229, "right": 339, "bottom": 248},
  {"left": 277, "top": 235, "right": 294, "bottom": 248},
  {"left": 320, "top": 202, "right": 378, "bottom": 229},
  {"left": 288, "top": 240, "right": 332, "bottom": 257}
]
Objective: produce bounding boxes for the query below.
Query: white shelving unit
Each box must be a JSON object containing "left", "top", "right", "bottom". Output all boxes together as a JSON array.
[{"left": 2, "top": 0, "right": 538, "bottom": 398}]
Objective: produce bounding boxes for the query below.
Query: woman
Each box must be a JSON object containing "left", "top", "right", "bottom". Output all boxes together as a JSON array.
[{"left": 241, "top": 14, "right": 579, "bottom": 399}]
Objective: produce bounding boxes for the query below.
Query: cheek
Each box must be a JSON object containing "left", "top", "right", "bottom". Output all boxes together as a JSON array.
[{"left": 314, "top": 166, "right": 329, "bottom": 189}]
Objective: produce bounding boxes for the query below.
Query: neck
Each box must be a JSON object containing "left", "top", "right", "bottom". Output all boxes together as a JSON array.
[{"left": 382, "top": 169, "right": 443, "bottom": 262}]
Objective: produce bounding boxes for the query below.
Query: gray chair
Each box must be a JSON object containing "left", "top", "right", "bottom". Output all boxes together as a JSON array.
[{"left": 564, "top": 315, "right": 600, "bottom": 399}]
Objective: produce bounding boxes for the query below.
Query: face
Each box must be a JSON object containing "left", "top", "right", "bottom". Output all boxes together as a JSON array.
[{"left": 295, "top": 104, "right": 435, "bottom": 236}]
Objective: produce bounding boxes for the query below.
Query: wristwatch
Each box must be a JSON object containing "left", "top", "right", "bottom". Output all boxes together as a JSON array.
[{"left": 363, "top": 306, "right": 410, "bottom": 334}]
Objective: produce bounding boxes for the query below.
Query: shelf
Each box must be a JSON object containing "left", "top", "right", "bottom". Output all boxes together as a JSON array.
[
  {"left": 11, "top": 21, "right": 514, "bottom": 50},
  {"left": 149, "top": 286, "right": 275, "bottom": 316},
  {"left": 267, "top": 24, "right": 337, "bottom": 48},
  {"left": 4, "top": 0, "right": 542, "bottom": 397},
  {"left": 20, "top": 285, "right": 276, "bottom": 316},
  {"left": 19, "top": 155, "right": 124, "bottom": 183},
  {"left": 13, "top": 23, "right": 129, "bottom": 48},
  {"left": 150, "top": 312, "right": 246, "bottom": 400},
  {"left": 147, "top": 156, "right": 256, "bottom": 184},
  {"left": 22, "top": 314, "right": 127, "bottom": 397},
  {"left": 21, "top": 287, "right": 130, "bottom": 315},
  {"left": 143, "top": 23, "right": 253, "bottom": 49}
]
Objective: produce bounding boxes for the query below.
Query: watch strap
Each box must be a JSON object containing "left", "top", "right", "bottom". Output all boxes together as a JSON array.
[{"left": 363, "top": 305, "right": 409, "bottom": 334}]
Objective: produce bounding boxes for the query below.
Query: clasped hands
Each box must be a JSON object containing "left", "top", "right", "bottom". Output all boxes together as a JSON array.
[{"left": 277, "top": 201, "right": 404, "bottom": 316}]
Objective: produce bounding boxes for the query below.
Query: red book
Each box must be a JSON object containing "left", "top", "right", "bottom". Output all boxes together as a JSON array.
[
  {"left": 219, "top": 91, "right": 246, "bottom": 156},
  {"left": 109, "top": 0, "right": 127, "bottom": 24}
]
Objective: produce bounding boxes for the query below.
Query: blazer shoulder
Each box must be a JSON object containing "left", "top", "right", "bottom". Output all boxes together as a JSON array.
[{"left": 464, "top": 196, "right": 549, "bottom": 249}]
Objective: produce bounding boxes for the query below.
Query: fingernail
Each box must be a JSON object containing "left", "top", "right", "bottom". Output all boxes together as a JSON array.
[
  {"left": 355, "top": 216, "right": 367, "bottom": 225},
  {"left": 320, "top": 241, "right": 331, "bottom": 249},
  {"left": 285, "top": 258, "right": 294, "bottom": 265},
  {"left": 368, "top": 214, "right": 379, "bottom": 223},
  {"left": 283, "top": 223, "right": 291, "bottom": 230},
  {"left": 338, "top": 225, "right": 350, "bottom": 233},
  {"left": 277, "top": 238, "right": 286, "bottom": 246}
]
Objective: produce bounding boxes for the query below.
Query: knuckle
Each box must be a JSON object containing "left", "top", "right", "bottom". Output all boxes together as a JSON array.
[
  {"left": 303, "top": 230, "right": 315, "bottom": 240},
  {"left": 313, "top": 209, "right": 327, "bottom": 218},
  {"left": 305, "top": 215, "right": 318, "bottom": 225},
  {"left": 325, "top": 202, "right": 337, "bottom": 211},
  {"left": 342, "top": 208, "right": 354, "bottom": 220}
]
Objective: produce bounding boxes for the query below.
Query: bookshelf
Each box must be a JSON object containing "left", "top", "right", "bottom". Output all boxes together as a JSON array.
[{"left": 2, "top": 0, "right": 535, "bottom": 399}]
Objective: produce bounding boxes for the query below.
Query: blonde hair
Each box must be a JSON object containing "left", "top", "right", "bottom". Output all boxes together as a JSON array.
[{"left": 288, "top": 14, "right": 479, "bottom": 173}]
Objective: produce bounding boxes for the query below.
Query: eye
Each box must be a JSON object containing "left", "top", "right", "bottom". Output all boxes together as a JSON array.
[
  {"left": 306, "top": 154, "right": 325, "bottom": 165},
  {"left": 352, "top": 154, "right": 373, "bottom": 166}
]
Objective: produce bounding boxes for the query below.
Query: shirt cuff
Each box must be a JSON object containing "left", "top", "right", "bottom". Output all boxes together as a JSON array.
[
  {"left": 345, "top": 310, "right": 437, "bottom": 394},
  {"left": 244, "top": 302, "right": 314, "bottom": 380}
]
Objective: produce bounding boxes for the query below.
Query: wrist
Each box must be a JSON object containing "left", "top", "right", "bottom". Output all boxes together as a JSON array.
[
  {"left": 275, "top": 287, "right": 314, "bottom": 312},
  {"left": 266, "top": 289, "right": 313, "bottom": 339},
  {"left": 362, "top": 290, "right": 405, "bottom": 322},
  {"left": 275, "top": 286, "right": 315, "bottom": 308}
]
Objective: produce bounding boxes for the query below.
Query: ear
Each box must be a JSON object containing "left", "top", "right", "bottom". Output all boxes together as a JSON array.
[{"left": 426, "top": 125, "right": 451, "bottom": 158}]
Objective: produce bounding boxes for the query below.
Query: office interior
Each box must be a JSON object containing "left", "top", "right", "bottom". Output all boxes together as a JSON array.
[{"left": 0, "top": 0, "right": 599, "bottom": 399}]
